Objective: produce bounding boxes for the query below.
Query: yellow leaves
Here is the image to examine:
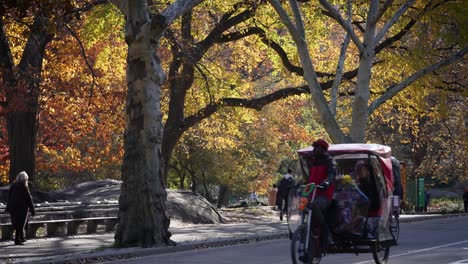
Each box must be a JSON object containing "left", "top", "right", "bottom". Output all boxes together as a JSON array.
[{"left": 0, "top": 161, "right": 9, "bottom": 184}]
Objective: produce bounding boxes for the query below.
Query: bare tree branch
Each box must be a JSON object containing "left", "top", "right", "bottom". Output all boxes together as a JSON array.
[
  {"left": 268, "top": 0, "right": 299, "bottom": 38},
  {"left": 374, "top": 0, "right": 415, "bottom": 45},
  {"left": 330, "top": 0, "right": 351, "bottom": 117},
  {"left": 64, "top": 24, "right": 98, "bottom": 106},
  {"left": 375, "top": 1, "right": 433, "bottom": 54},
  {"left": 217, "top": 26, "right": 334, "bottom": 77},
  {"left": 375, "top": 0, "right": 396, "bottom": 22},
  {"left": 195, "top": 3, "right": 256, "bottom": 61},
  {"left": 64, "top": 0, "right": 108, "bottom": 23},
  {"left": 319, "top": 0, "right": 365, "bottom": 53},
  {"left": 181, "top": 11, "right": 193, "bottom": 42},
  {"left": 0, "top": 16, "right": 14, "bottom": 72},
  {"left": 0, "top": 16, "right": 14, "bottom": 109},
  {"left": 183, "top": 85, "right": 308, "bottom": 129},
  {"left": 289, "top": 0, "right": 305, "bottom": 38},
  {"left": 162, "top": 0, "right": 205, "bottom": 26},
  {"left": 369, "top": 47, "right": 468, "bottom": 115}
]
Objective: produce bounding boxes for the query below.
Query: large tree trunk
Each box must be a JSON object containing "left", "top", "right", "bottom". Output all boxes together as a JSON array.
[
  {"left": 112, "top": 0, "right": 205, "bottom": 248},
  {"left": 114, "top": 2, "right": 171, "bottom": 247},
  {"left": 217, "top": 184, "right": 230, "bottom": 209},
  {"left": 349, "top": 0, "right": 379, "bottom": 143},
  {"left": 349, "top": 50, "right": 373, "bottom": 143},
  {"left": 7, "top": 113, "right": 36, "bottom": 184},
  {"left": 162, "top": 126, "right": 184, "bottom": 180},
  {"left": 3, "top": 13, "right": 53, "bottom": 184}
]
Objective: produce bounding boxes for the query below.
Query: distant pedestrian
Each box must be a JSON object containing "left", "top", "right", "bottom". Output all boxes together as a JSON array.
[
  {"left": 5, "top": 171, "right": 35, "bottom": 245},
  {"left": 424, "top": 189, "right": 430, "bottom": 212},
  {"left": 463, "top": 187, "right": 468, "bottom": 213},
  {"left": 277, "top": 169, "right": 294, "bottom": 221},
  {"left": 268, "top": 184, "right": 278, "bottom": 209}
]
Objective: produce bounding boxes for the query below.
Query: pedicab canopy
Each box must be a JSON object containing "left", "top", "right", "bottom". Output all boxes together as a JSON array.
[
  {"left": 293, "top": 143, "right": 396, "bottom": 242},
  {"left": 297, "top": 143, "right": 394, "bottom": 195},
  {"left": 297, "top": 143, "right": 392, "bottom": 158}
]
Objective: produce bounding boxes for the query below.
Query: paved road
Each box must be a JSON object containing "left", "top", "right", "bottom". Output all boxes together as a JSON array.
[{"left": 104, "top": 216, "right": 468, "bottom": 264}]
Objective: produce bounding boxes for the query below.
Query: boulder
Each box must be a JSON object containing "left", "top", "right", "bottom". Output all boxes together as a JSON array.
[{"left": 0, "top": 179, "right": 224, "bottom": 224}]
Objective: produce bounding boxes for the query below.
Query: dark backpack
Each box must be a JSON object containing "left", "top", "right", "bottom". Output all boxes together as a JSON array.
[{"left": 278, "top": 177, "right": 294, "bottom": 196}]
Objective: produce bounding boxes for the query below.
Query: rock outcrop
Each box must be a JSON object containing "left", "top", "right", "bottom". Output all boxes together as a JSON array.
[{"left": 0, "top": 179, "right": 224, "bottom": 224}]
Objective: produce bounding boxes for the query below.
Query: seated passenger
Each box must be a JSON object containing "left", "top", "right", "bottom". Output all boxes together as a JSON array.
[{"left": 354, "top": 161, "right": 379, "bottom": 212}]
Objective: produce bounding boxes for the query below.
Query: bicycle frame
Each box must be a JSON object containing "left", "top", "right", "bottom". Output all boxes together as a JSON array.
[
  {"left": 289, "top": 182, "right": 324, "bottom": 264},
  {"left": 304, "top": 184, "right": 318, "bottom": 251}
]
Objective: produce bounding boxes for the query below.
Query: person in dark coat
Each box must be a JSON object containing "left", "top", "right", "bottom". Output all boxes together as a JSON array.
[
  {"left": 277, "top": 169, "right": 294, "bottom": 221},
  {"left": 463, "top": 187, "right": 468, "bottom": 213},
  {"left": 424, "top": 189, "right": 430, "bottom": 212},
  {"left": 5, "top": 171, "right": 35, "bottom": 245}
]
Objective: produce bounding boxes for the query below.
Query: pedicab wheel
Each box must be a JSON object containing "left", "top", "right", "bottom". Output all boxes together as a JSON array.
[
  {"left": 291, "top": 225, "right": 321, "bottom": 264},
  {"left": 372, "top": 245, "right": 390, "bottom": 264},
  {"left": 389, "top": 213, "right": 400, "bottom": 241}
]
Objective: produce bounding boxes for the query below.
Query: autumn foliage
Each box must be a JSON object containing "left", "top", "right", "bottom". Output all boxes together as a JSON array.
[{"left": 0, "top": 1, "right": 466, "bottom": 193}]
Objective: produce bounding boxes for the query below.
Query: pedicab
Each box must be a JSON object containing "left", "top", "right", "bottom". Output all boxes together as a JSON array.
[{"left": 288, "top": 143, "right": 398, "bottom": 264}]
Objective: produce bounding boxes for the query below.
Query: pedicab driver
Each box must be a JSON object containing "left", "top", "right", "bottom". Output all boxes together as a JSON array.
[{"left": 307, "top": 139, "right": 337, "bottom": 251}]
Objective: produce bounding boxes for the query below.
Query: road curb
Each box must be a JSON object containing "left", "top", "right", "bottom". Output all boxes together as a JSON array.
[
  {"left": 399, "top": 213, "right": 468, "bottom": 223},
  {"left": 23, "top": 232, "right": 289, "bottom": 264}
]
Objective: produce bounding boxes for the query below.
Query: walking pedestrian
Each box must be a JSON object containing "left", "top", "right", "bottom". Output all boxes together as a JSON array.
[
  {"left": 5, "top": 171, "right": 35, "bottom": 245},
  {"left": 424, "top": 189, "right": 430, "bottom": 213},
  {"left": 463, "top": 187, "right": 468, "bottom": 213},
  {"left": 277, "top": 169, "right": 294, "bottom": 221}
]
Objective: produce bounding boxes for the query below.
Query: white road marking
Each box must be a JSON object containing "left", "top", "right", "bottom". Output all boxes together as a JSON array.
[
  {"left": 352, "top": 240, "right": 468, "bottom": 264},
  {"left": 448, "top": 258, "right": 468, "bottom": 264}
]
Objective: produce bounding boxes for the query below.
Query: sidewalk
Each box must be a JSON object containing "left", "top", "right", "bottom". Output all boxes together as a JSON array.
[{"left": 1, "top": 213, "right": 466, "bottom": 264}]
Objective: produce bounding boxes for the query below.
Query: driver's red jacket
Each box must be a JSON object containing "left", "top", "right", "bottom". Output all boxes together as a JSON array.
[{"left": 307, "top": 154, "right": 336, "bottom": 200}]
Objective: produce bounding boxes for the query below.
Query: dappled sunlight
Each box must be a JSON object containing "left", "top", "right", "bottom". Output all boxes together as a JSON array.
[
  {"left": 0, "top": 235, "right": 115, "bottom": 261},
  {"left": 171, "top": 222, "right": 287, "bottom": 243}
]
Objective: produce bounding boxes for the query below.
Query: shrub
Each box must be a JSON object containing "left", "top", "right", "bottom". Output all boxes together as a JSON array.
[{"left": 428, "top": 197, "right": 464, "bottom": 214}]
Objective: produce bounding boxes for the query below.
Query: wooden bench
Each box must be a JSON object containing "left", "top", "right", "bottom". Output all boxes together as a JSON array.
[
  {"left": 0, "top": 201, "right": 118, "bottom": 210},
  {"left": 0, "top": 201, "right": 119, "bottom": 240},
  {"left": 0, "top": 216, "right": 118, "bottom": 240}
]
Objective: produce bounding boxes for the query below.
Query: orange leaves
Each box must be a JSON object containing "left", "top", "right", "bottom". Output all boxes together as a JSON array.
[
  {"left": 26, "top": 11, "right": 126, "bottom": 183},
  {"left": 0, "top": 136, "right": 8, "bottom": 183}
]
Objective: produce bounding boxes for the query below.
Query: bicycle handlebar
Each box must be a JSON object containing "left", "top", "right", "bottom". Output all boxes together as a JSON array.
[{"left": 300, "top": 183, "right": 324, "bottom": 197}]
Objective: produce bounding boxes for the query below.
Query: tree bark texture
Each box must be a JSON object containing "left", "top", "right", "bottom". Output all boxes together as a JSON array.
[
  {"left": 114, "top": 1, "right": 171, "bottom": 247},
  {"left": 7, "top": 113, "right": 36, "bottom": 184},
  {"left": 350, "top": 0, "right": 379, "bottom": 143},
  {"left": 217, "top": 185, "right": 230, "bottom": 209}
]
